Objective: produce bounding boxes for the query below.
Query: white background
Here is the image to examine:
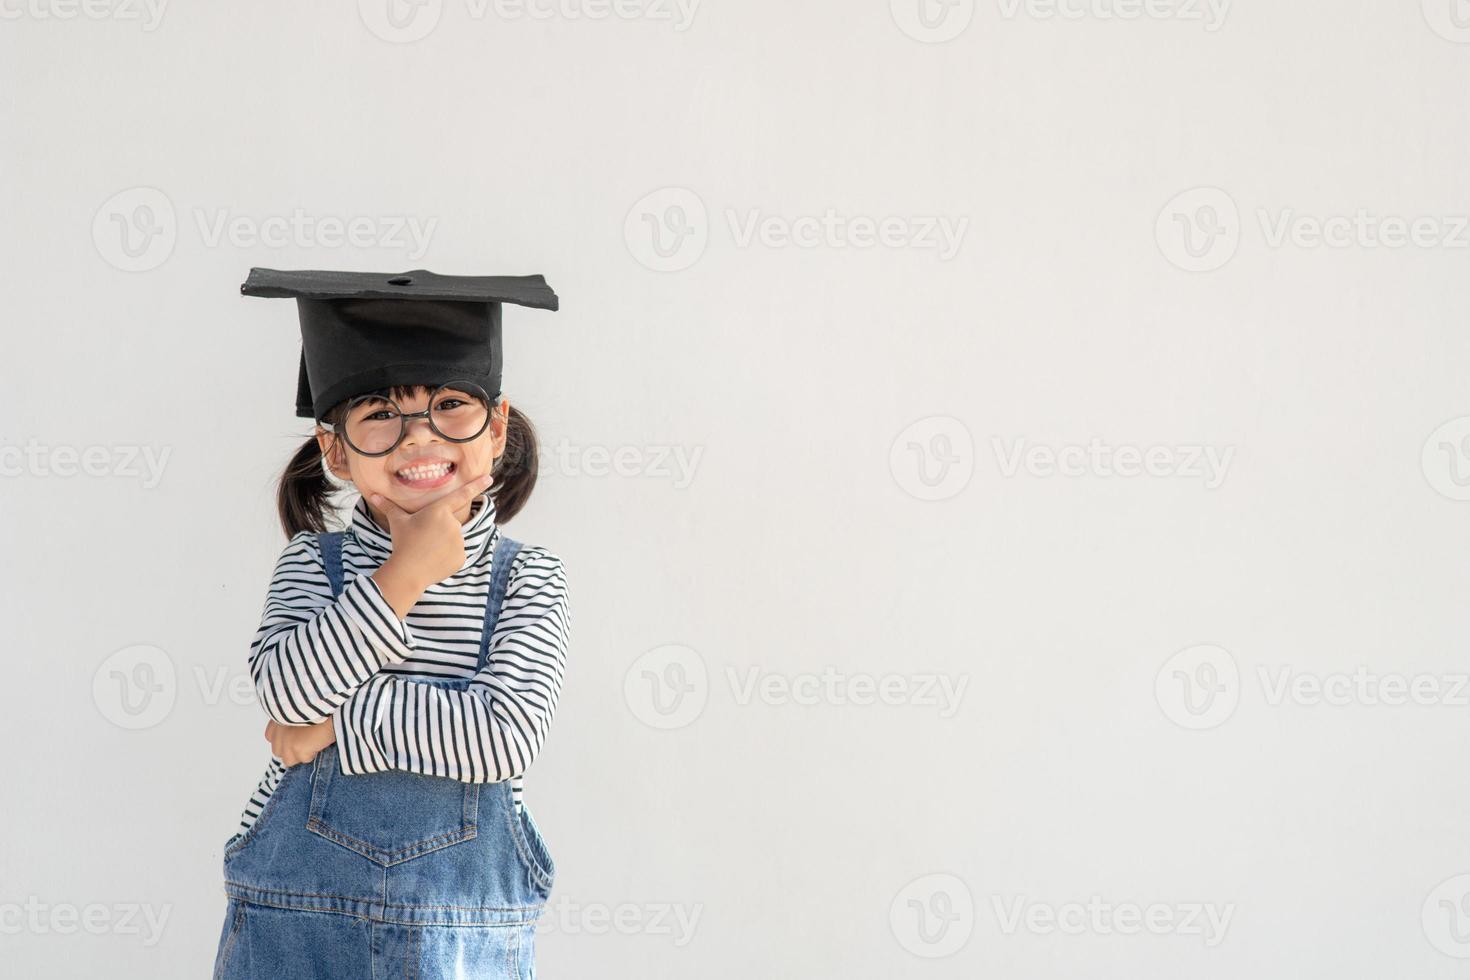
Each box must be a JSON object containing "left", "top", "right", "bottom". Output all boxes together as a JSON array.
[{"left": 4, "top": 1, "right": 1470, "bottom": 976}]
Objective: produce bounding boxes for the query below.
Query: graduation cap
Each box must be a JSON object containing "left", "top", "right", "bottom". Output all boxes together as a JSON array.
[{"left": 240, "top": 267, "right": 559, "bottom": 421}]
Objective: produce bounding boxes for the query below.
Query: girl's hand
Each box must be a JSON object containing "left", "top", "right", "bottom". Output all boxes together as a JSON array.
[
  {"left": 367, "top": 472, "right": 494, "bottom": 588},
  {"left": 265, "top": 717, "right": 337, "bottom": 767}
]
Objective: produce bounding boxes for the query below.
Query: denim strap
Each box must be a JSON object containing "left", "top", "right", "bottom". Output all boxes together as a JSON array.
[
  {"left": 476, "top": 534, "right": 522, "bottom": 674},
  {"left": 318, "top": 531, "right": 346, "bottom": 598}
]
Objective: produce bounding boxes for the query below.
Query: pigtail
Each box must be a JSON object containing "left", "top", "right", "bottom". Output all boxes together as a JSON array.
[
  {"left": 493, "top": 404, "right": 539, "bottom": 523},
  {"left": 276, "top": 435, "right": 337, "bottom": 539}
]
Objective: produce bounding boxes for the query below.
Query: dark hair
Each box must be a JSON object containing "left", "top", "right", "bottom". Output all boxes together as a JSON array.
[{"left": 275, "top": 384, "right": 540, "bottom": 539}]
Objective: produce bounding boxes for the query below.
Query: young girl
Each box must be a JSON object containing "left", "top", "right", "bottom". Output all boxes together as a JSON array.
[{"left": 214, "top": 268, "right": 569, "bottom": 979}]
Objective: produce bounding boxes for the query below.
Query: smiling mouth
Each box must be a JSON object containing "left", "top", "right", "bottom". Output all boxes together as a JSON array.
[{"left": 394, "top": 460, "right": 457, "bottom": 487}]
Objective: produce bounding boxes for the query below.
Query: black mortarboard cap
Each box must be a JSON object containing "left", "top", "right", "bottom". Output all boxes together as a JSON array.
[{"left": 240, "top": 267, "right": 559, "bottom": 421}]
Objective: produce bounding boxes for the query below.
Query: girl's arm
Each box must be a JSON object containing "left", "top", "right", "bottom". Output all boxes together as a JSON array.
[
  {"left": 330, "top": 546, "right": 569, "bottom": 781},
  {"left": 249, "top": 532, "right": 417, "bottom": 726}
]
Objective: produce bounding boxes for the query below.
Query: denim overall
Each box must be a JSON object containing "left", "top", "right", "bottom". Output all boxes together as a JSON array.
[{"left": 214, "top": 530, "right": 556, "bottom": 979}]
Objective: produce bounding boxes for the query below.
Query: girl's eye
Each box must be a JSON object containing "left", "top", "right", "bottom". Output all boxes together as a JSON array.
[
  {"left": 436, "top": 398, "right": 466, "bottom": 411},
  {"left": 364, "top": 409, "right": 396, "bottom": 422}
]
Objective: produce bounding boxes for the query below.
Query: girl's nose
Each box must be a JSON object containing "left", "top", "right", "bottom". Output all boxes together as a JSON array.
[{"left": 399, "top": 413, "right": 440, "bottom": 446}]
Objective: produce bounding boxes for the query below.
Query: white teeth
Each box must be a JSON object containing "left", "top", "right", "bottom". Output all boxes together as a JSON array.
[{"left": 397, "top": 461, "right": 452, "bottom": 481}]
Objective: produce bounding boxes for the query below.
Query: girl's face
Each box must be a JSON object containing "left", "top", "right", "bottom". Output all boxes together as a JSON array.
[{"left": 316, "top": 385, "right": 508, "bottom": 528}]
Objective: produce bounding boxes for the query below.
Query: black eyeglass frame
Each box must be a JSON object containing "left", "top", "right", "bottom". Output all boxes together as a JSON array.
[{"left": 319, "top": 380, "right": 501, "bottom": 458}]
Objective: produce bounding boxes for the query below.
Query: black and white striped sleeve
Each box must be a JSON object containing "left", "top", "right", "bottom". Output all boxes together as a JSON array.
[
  {"left": 248, "top": 531, "right": 417, "bottom": 726},
  {"left": 331, "top": 546, "right": 569, "bottom": 781}
]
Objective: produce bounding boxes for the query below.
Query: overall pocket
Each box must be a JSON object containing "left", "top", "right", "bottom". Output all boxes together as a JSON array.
[{"left": 305, "top": 744, "right": 479, "bottom": 866}]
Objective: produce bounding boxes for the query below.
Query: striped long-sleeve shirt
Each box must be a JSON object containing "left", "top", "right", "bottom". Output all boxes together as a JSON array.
[{"left": 233, "top": 491, "right": 570, "bottom": 834}]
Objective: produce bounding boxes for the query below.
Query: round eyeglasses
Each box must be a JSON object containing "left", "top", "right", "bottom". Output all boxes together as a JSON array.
[{"left": 321, "top": 381, "right": 497, "bottom": 457}]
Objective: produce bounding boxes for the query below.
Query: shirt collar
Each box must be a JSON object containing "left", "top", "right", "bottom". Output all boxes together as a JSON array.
[{"left": 348, "top": 490, "right": 499, "bottom": 573}]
